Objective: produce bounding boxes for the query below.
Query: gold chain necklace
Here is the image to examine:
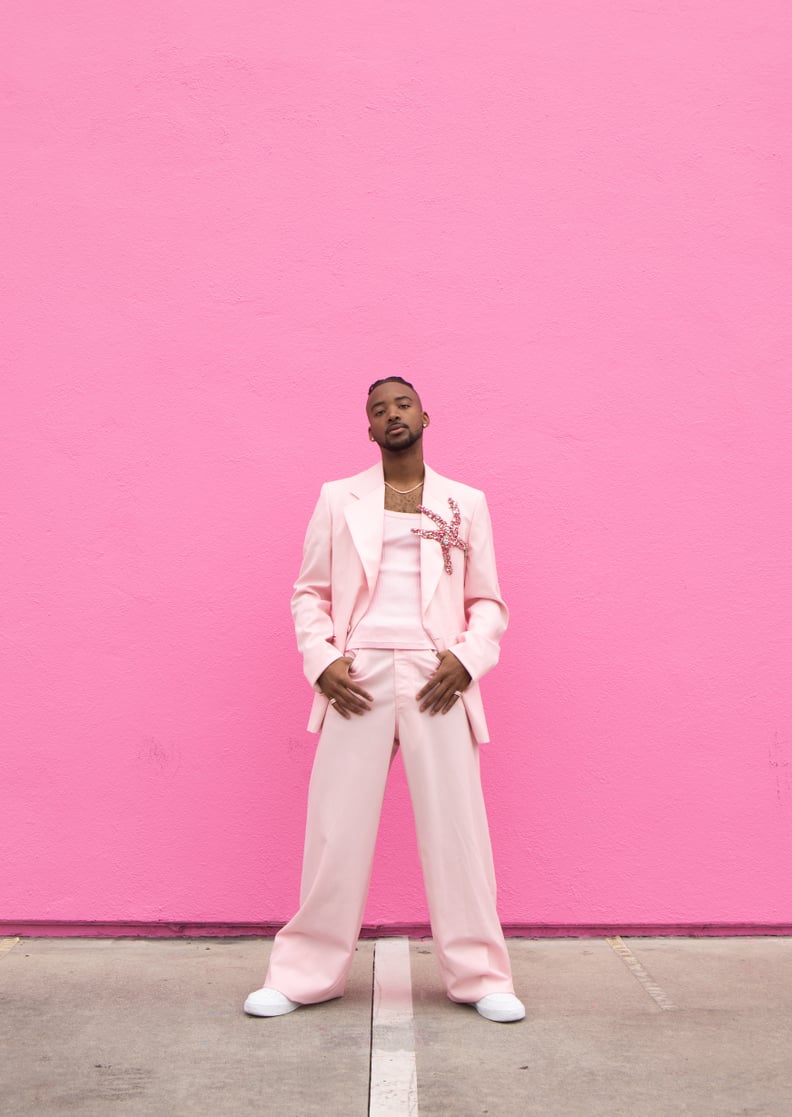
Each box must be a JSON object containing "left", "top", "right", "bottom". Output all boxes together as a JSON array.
[{"left": 384, "top": 477, "right": 424, "bottom": 495}]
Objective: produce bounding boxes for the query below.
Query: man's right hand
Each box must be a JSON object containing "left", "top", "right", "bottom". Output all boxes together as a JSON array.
[{"left": 317, "top": 657, "right": 373, "bottom": 720}]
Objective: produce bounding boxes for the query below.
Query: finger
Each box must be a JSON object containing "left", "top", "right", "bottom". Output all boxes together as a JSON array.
[
  {"left": 428, "top": 687, "right": 464, "bottom": 716},
  {"left": 342, "top": 683, "right": 372, "bottom": 707},
  {"left": 325, "top": 680, "right": 372, "bottom": 709},
  {"left": 440, "top": 691, "right": 462, "bottom": 715},
  {"left": 346, "top": 682, "right": 374, "bottom": 702},
  {"left": 326, "top": 695, "right": 351, "bottom": 719},
  {"left": 339, "top": 690, "right": 372, "bottom": 715},
  {"left": 433, "top": 691, "right": 454, "bottom": 715},
  {"left": 332, "top": 698, "right": 367, "bottom": 717},
  {"left": 417, "top": 668, "right": 447, "bottom": 702},
  {"left": 415, "top": 674, "right": 440, "bottom": 701},
  {"left": 421, "top": 686, "right": 452, "bottom": 714},
  {"left": 418, "top": 685, "right": 440, "bottom": 712},
  {"left": 436, "top": 694, "right": 461, "bottom": 716}
]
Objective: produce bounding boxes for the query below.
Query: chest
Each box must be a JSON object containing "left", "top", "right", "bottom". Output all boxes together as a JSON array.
[{"left": 383, "top": 487, "right": 424, "bottom": 513}]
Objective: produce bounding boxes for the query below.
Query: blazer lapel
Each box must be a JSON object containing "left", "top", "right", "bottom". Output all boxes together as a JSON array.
[
  {"left": 419, "top": 464, "right": 447, "bottom": 617},
  {"left": 344, "top": 463, "right": 385, "bottom": 599}
]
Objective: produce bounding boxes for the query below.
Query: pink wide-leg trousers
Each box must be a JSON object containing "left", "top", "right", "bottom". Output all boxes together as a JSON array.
[{"left": 265, "top": 648, "right": 515, "bottom": 1004}]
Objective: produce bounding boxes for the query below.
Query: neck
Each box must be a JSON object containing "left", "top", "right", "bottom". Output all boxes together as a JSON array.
[{"left": 381, "top": 445, "right": 425, "bottom": 489}]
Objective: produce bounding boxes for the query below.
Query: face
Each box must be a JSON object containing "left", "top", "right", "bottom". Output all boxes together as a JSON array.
[{"left": 366, "top": 382, "right": 429, "bottom": 452}]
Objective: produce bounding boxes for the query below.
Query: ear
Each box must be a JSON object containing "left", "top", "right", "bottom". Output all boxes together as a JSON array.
[
  {"left": 422, "top": 412, "right": 430, "bottom": 428},
  {"left": 368, "top": 427, "right": 375, "bottom": 441}
]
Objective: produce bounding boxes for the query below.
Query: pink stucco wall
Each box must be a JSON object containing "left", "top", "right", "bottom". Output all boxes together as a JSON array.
[{"left": 3, "top": 1, "right": 791, "bottom": 932}]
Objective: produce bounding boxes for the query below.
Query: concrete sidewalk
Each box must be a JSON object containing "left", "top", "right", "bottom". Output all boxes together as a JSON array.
[{"left": 1, "top": 936, "right": 790, "bottom": 1116}]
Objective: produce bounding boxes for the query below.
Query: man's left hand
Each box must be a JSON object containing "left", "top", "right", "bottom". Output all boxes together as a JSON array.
[{"left": 416, "top": 651, "right": 472, "bottom": 716}]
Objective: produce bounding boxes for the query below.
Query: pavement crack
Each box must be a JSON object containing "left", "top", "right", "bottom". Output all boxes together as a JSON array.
[{"left": 607, "top": 936, "right": 678, "bottom": 1011}]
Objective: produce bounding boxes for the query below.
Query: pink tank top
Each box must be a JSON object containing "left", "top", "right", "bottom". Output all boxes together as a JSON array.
[{"left": 348, "top": 511, "right": 434, "bottom": 650}]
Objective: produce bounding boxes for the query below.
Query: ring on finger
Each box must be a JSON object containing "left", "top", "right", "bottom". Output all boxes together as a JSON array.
[
  {"left": 329, "top": 697, "right": 337, "bottom": 705},
  {"left": 453, "top": 691, "right": 463, "bottom": 697}
]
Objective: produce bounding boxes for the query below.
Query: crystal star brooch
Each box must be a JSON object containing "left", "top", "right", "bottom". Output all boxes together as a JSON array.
[{"left": 411, "top": 498, "right": 468, "bottom": 574}]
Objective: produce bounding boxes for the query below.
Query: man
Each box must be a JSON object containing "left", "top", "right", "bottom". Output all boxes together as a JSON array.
[{"left": 245, "top": 377, "right": 524, "bottom": 1023}]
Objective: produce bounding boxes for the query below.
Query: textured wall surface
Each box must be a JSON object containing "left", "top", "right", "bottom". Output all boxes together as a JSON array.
[{"left": 3, "top": 1, "right": 791, "bottom": 929}]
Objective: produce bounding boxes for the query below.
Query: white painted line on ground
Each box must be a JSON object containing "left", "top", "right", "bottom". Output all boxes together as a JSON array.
[
  {"left": 607, "top": 936, "right": 677, "bottom": 1011},
  {"left": 370, "top": 937, "right": 419, "bottom": 1117},
  {"left": 0, "top": 937, "right": 20, "bottom": 959}
]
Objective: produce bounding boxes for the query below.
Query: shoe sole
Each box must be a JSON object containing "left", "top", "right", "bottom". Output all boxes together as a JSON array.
[
  {"left": 474, "top": 1006, "right": 526, "bottom": 1023},
  {"left": 244, "top": 998, "right": 300, "bottom": 1017}
]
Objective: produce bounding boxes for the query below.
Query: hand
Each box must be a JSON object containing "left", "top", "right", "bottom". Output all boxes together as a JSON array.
[
  {"left": 318, "top": 657, "right": 373, "bottom": 720},
  {"left": 416, "top": 651, "right": 472, "bottom": 716}
]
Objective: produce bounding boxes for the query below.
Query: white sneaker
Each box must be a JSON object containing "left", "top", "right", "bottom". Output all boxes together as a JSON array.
[
  {"left": 244, "top": 987, "right": 302, "bottom": 1017},
  {"left": 473, "top": 993, "right": 526, "bottom": 1023}
]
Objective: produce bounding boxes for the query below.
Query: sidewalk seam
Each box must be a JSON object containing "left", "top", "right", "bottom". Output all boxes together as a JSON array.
[
  {"left": 369, "top": 938, "right": 420, "bottom": 1116},
  {"left": 0, "top": 937, "right": 21, "bottom": 960},
  {"left": 607, "top": 936, "right": 678, "bottom": 1011}
]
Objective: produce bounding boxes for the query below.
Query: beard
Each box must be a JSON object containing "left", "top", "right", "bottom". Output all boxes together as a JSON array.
[{"left": 378, "top": 425, "right": 423, "bottom": 452}]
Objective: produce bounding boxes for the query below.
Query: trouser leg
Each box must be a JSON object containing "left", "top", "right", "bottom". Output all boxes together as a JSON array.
[
  {"left": 265, "top": 649, "right": 396, "bottom": 1003},
  {"left": 395, "top": 650, "right": 515, "bottom": 1002}
]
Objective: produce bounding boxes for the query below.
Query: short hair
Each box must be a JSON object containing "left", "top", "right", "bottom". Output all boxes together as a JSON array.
[{"left": 367, "top": 375, "right": 416, "bottom": 396}]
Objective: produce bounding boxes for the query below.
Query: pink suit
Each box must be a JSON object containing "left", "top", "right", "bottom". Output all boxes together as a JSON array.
[{"left": 265, "top": 461, "right": 516, "bottom": 1003}]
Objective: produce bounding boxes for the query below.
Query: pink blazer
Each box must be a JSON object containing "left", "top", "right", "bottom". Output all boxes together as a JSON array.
[{"left": 291, "top": 461, "right": 509, "bottom": 744}]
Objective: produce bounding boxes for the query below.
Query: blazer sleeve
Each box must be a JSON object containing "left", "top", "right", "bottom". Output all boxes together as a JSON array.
[
  {"left": 290, "top": 485, "right": 345, "bottom": 690},
  {"left": 447, "top": 491, "right": 509, "bottom": 683}
]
